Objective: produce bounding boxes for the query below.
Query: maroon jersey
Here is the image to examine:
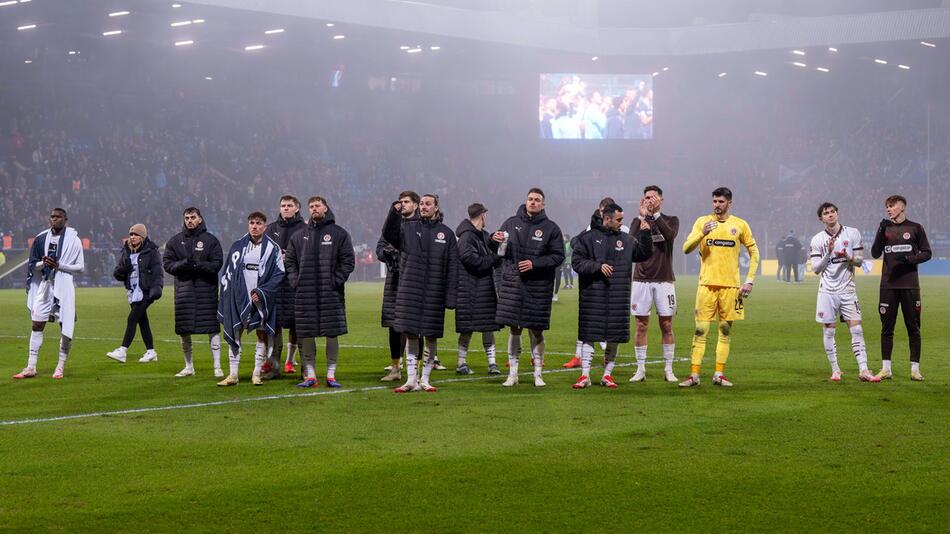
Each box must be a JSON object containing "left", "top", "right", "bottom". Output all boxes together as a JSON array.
[
  {"left": 871, "top": 219, "right": 931, "bottom": 289},
  {"left": 634, "top": 213, "right": 678, "bottom": 282}
]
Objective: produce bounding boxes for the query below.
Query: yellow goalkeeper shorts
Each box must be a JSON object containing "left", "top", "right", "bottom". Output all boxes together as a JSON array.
[{"left": 694, "top": 285, "right": 745, "bottom": 322}]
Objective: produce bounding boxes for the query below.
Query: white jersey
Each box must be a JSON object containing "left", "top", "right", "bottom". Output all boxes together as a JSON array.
[
  {"left": 809, "top": 225, "right": 863, "bottom": 295},
  {"left": 242, "top": 240, "right": 262, "bottom": 300}
]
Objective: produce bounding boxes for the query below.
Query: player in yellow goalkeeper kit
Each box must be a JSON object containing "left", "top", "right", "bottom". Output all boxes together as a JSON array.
[{"left": 679, "top": 187, "right": 759, "bottom": 387}]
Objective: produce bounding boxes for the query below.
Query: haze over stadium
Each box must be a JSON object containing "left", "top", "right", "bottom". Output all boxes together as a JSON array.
[{"left": 1, "top": 1, "right": 949, "bottom": 530}]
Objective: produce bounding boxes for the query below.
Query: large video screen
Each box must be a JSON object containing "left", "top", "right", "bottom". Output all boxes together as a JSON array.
[{"left": 539, "top": 74, "right": 653, "bottom": 140}]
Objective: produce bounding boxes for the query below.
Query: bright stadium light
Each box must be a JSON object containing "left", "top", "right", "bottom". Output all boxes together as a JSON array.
[
  {"left": 174, "top": 40, "right": 193, "bottom": 46},
  {"left": 102, "top": 30, "right": 122, "bottom": 36},
  {"left": 332, "top": 34, "right": 345, "bottom": 40},
  {"left": 651, "top": 71, "right": 659, "bottom": 76},
  {"left": 590, "top": 56, "right": 598, "bottom": 61},
  {"left": 204, "top": 76, "right": 213, "bottom": 80},
  {"left": 430, "top": 46, "right": 441, "bottom": 51},
  {"left": 874, "top": 58, "right": 888, "bottom": 65},
  {"left": 326, "top": 22, "right": 335, "bottom": 27},
  {"left": 792, "top": 62, "right": 807, "bottom": 67},
  {"left": 172, "top": 3, "right": 182, "bottom": 7},
  {"left": 170, "top": 20, "right": 191, "bottom": 26},
  {"left": 109, "top": 11, "right": 130, "bottom": 17},
  {"left": 399, "top": 45, "right": 409, "bottom": 50},
  {"left": 792, "top": 49, "right": 805, "bottom": 56},
  {"left": 192, "top": 19, "right": 204, "bottom": 23},
  {"left": 754, "top": 70, "right": 768, "bottom": 76},
  {"left": 662, "top": 66, "right": 669, "bottom": 71},
  {"left": 17, "top": 24, "right": 36, "bottom": 30},
  {"left": 718, "top": 72, "right": 727, "bottom": 78},
  {"left": 407, "top": 47, "right": 422, "bottom": 54},
  {"left": 244, "top": 44, "right": 264, "bottom": 51},
  {"left": 264, "top": 28, "right": 284, "bottom": 34},
  {"left": 1, "top": 1, "right": 20, "bottom": 6},
  {"left": 920, "top": 41, "right": 936, "bottom": 48},
  {"left": 68, "top": 50, "right": 78, "bottom": 55},
  {"left": 898, "top": 64, "right": 911, "bottom": 70},
  {"left": 24, "top": 59, "right": 32, "bottom": 63},
  {"left": 828, "top": 47, "right": 838, "bottom": 52},
  {"left": 816, "top": 67, "right": 830, "bottom": 73}
]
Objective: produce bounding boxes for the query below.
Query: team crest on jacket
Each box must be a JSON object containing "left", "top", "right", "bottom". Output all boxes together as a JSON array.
[
  {"left": 615, "top": 239, "right": 624, "bottom": 251},
  {"left": 532, "top": 229, "right": 543, "bottom": 241},
  {"left": 196, "top": 241, "right": 204, "bottom": 251},
  {"left": 435, "top": 231, "right": 446, "bottom": 244},
  {"left": 321, "top": 234, "right": 333, "bottom": 246}
]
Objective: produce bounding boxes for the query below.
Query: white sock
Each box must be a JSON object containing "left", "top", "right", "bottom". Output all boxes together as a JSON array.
[
  {"left": 228, "top": 345, "right": 240, "bottom": 376},
  {"left": 180, "top": 335, "right": 194, "bottom": 368},
  {"left": 406, "top": 339, "right": 419, "bottom": 384},
  {"left": 508, "top": 332, "right": 521, "bottom": 375},
  {"left": 57, "top": 335, "right": 71, "bottom": 370},
  {"left": 299, "top": 338, "right": 317, "bottom": 379},
  {"left": 28, "top": 330, "right": 44, "bottom": 369},
  {"left": 209, "top": 334, "right": 222, "bottom": 370},
  {"left": 457, "top": 332, "right": 471, "bottom": 367},
  {"left": 662, "top": 344, "right": 675, "bottom": 372},
  {"left": 634, "top": 345, "right": 647, "bottom": 371},
  {"left": 529, "top": 330, "right": 544, "bottom": 377},
  {"left": 253, "top": 340, "right": 266, "bottom": 374},
  {"left": 326, "top": 337, "right": 339, "bottom": 379},
  {"left": 581, "top": 342, "right": 594, "bottom": 377},
  {"left": 574, "top": 339, "right": 583, "bottom": 358},
  {"left": 849, "top": 325, "right": 868, "bottom": 372},
  {"left": 911, "top": 361, "right": 920, "bottom": 373},
  {"left": 882, "top": 359, "right": 892, "bottom": 372},
  {"left": 483, "top": 331, "right": 496, "bottom": 366},
  {"left": 823, "top": 327, "right": 839, "bottom": 372},
  {"left": 604, "top": 343, "right": 618, "bottom": 377}
]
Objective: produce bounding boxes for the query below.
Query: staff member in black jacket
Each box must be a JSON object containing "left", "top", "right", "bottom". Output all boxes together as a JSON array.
[
  {"left": 264, "top": 194, "right": 307, "bottom": 377},
  {"left": 571, "top": 203, "right": 653, "bottom": 389},
  {"left": 493, "top": 188, "right": 565, "bottom": 387},
  {"left": 455, "top": 203, "right": 502, "bottom": 375},
  {"left": 383, "top": 193, "right": 458, "bottom": 393},
  {"left": 107, "top": 224, "right": 163, "bottom": 364},
  {"left": 377, "top": 190, "right": 425, "bottom": 382},
  {"left": 163, "top": 207, "right": 224, "bottom": 377},
  {"left": 285, "top": 196, "right": 355, "bottom": 388}
]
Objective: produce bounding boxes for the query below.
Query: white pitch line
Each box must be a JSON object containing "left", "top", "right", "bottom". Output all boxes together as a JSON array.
[{"left": 0, "top": 358, "right": 688, "bottom": 426}]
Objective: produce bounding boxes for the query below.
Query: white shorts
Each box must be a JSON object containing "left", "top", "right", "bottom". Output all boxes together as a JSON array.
[
  {"left": 815, "top": 291, "right": 861, "bottom": 323},
  {"left": 29, "top": 281, "right": 57, "bottom": 323},
  {"left": 631, "top": 281, "right": 676, "bottom": 317}
]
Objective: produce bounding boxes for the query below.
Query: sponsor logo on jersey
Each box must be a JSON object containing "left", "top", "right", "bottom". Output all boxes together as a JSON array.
[
  {"left": 884, "top": 244, "right": 913, "bottom": 254},
  {"left": 706, "top": 239, "right": 736, "bottom": 247},
  {"left": 903, "top": 232, "right": 911, "bottom": 240},
  {"left": 245, "top": 263, "right": 260, "bottom": 271}
]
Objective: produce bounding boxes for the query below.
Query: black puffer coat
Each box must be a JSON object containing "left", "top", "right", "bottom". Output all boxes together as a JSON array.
[
  {"left": 455, "top": 219, "right": 501, "bottom": 333},
  {"left": 115, "top": 237, "right": 164, "bottom": 303},
  {"left": 285, "top": 210, "right": 355, "bottom": 338},
  {"left": 383, "top": 207, "right": 458, "bottom": 338},
  {"left": 376, "top": 210, "right": 419, "bottom": 328},
  {"left": 266, "top": 213, "right": 306, "bottom": 328},
  {"left": 572, "top": 212, "right": 653, "bottom": 343},
  {"left": 163, "top": 222, "right": 223, "bottom": 335},
  {"left": 494, "top": 205, "right": 564, "bottom": 331}
]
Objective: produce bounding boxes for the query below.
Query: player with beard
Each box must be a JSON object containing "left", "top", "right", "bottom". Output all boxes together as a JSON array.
[{"left": 262, "top": 195, "right": 307, "bottom": 378}]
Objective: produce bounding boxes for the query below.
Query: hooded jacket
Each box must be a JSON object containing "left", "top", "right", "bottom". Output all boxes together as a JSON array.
[
  {"left": 163, "top": 221, "right": 223, "bottom": 335},
  {"left": 455, "top": 218, "right": 501, "bottom": 333}
]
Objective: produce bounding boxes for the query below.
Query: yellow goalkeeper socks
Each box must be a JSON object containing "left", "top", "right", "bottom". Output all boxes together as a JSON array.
[
  {"left": 690, "top": 321, "right": 710, "bottom": 374},
  {"left": 715, "top": 322, "right": 731, "bottom": 373}
]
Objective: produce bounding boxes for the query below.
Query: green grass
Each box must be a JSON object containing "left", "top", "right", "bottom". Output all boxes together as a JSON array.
[{"left": 1, "top": 276, "right": 949, "bottom": 532}]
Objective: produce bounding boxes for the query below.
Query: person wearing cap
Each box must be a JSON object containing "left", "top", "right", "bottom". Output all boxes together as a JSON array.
[
  {"left": 107, "top": 223, "right": 164, "bottom": 364},
  {"left": 454, "top": 202, "right": 502, "bottom": 375}
]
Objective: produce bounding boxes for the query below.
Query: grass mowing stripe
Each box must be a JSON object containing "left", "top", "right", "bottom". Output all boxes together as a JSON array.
[{"left": 0, "top": 358, "right": 687, "bottom": 426}]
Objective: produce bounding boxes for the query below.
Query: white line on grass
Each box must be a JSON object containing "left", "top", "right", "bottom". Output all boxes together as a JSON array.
[{"left": 0, "top": 358, "right": 688, "bottom": 426}]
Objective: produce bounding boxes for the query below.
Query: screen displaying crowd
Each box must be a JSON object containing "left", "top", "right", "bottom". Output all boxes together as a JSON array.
[{"left": 539, "top": 74, "right": 654, "bottom": 140}]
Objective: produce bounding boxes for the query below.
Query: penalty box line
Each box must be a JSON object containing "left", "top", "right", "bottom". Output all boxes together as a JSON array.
[{"left": 0, "top": 358, "right": 688, "bottom": 427}]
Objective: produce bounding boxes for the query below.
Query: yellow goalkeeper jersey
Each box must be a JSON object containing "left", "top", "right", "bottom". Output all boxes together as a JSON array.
[{"left": 682, "top": 214, "right": 759, "bottom": 288}]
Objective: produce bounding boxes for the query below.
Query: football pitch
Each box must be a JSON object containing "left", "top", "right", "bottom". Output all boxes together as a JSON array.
[{"left": 1, "top": 276, "right": 948, "bottom": 532}]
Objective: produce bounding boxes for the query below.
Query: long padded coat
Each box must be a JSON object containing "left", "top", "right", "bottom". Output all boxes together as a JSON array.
[
  {"left": 284, "top": 210, "right": 355, "bottom": 338},
  {"left": 266, "top": 213, "right": 306, "bottom": 329},
  {"left": 494, "top": 205, "right": 565, "bottom": 331},
  {"left": 163, "top": 222, "right": 223, "bottom": 335},
  {"left": 572, "top": 213, "right": 653, "bottom": 343},
  {"left": 377, "top": 210, "right": 419, "bottom": 328},
  {"left": 382, "top": 207, "right": 458, "bottom": 338},
  {"left": 455, "top": 219, "right": 501, "bottom": 334}
]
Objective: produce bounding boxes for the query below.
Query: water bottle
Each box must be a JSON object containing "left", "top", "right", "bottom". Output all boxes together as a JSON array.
[{"left": 497, "top": 231, "right": 509, "bottom": 257}]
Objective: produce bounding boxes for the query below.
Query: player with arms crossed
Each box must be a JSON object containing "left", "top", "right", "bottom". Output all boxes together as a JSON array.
[
  {"left": 680, "top": 187, "right": 758, "bottom": 387},
  {"left": 809, "top": 202, "right": 880, "bottom": 382}
]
